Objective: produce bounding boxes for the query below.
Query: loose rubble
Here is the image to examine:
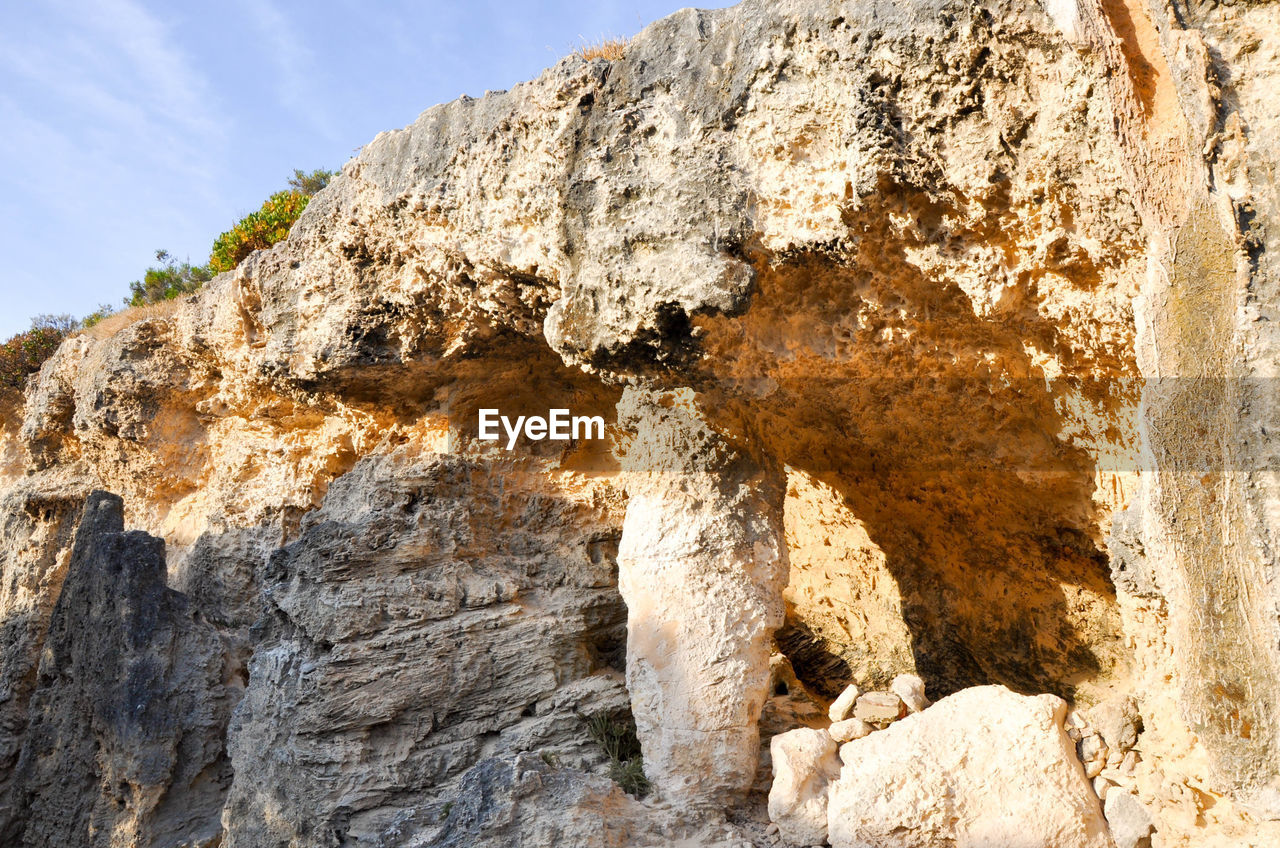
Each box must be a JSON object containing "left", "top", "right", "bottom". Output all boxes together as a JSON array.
[
  {"left": 890, "top": 674, "right": 929, "bottom": 713},
  {"left": 827, "top": 718, "right": 872, "bottom": 744},
  {"left": 827, "top": 684, "right": 861, "bottom": 723}
]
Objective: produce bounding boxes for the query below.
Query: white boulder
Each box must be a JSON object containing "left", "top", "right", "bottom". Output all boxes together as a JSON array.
[
  {"left": 828, "top": 684, "right": 862, "bottom": 723},
  {"left": 828, "top": 717, "right": 873, "bottom": 743},
  {"left": 890, "top": 673, "right": 929, "bottom": 713},
  {"left": 769, "top": 728, "right": 841, "bottom": 847},
  {"left": 827, "top": 685, "right": 1114, "bottom": 848},
  {"left": 1104, "top": 790, "right": 1154, "bottom": 848}
]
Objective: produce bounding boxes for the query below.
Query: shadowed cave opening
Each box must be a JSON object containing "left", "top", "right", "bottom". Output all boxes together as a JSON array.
[{"left": 686, "top": 181, "right": 1135, "bottom": 702}]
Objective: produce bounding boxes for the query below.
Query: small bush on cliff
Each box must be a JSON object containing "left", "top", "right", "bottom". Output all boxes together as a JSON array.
[
  {"left": 127, "top": 250, "right": 213, "bottom": 307},
  {"left": 0, "top": 324, "right": 67, "bottom": 392},
  {"left": 584, "top": 710, "right": 649, "bottom": 797},
  {"left": 208, "top": 169, "right": 333, "bottom": 274},
  {"left": 574, "top": 37, "right": 626, "bottom": 61},
  {"left": 287, "top": 167, "right": 334, "bottom": 196},
  {"left": 80, "top": 303, "right": 118, "bottom": 329},
  {"left": 208, "top": 189, "right": 311, "bottom": 273}
]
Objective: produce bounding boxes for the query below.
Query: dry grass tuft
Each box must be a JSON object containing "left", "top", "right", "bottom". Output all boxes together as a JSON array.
[
  {"left": 80, "top": 299, "right": 182, "bottom": 341},
  {"left": 574, "top": 37, "right": 627, "bottom": 62}
]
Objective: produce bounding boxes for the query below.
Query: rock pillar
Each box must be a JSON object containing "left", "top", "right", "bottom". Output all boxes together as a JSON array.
[{"left": 616, "top": 387, "right": 787, "bottom": 803}]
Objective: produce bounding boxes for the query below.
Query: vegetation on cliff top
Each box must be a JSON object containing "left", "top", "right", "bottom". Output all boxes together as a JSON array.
[
  {"left": 1, "top": 168, "right": 334, "bottom": 397},
  {"left": 209, "top": 181, "right": 319, "bottom": 273},
  {"left": 127, "top": 250, "right": 214, "bottom": 308},
  {"left": 574, "top": 37, "right": 627, "bottom": 62},
  {"left": 0, "top": 321, "right": 70, "bottom": 393}
]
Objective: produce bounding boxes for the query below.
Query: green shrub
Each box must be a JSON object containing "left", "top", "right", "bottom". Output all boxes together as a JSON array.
[
  {"left": 127, "top": 250, "right": 213, "bottom": 308},
  {"left": 80, "top": 304, "right": 118, "bottom": 329},
  {"left": 0, "top": 326, "right": 66, "bottom": 392},
  {"left": 288, "top": 168, "right": 334, "bottom": 196},
  {"left": 208, "top": 189, "right": 312, "bottom": 274},
  {"left": 584, "top": 710, "right": 650, "bottom": 797}
]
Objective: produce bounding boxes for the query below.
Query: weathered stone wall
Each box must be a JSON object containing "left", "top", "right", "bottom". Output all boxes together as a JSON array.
[{"left": 0, "top": 0, "right": 1277, "bottom": 844}]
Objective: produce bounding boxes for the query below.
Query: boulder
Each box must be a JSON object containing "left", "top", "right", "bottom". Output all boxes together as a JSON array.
[
  {"left": 828, "top": 718, "right": 873, "bottom": 743},
  {"left": 827, "top": 685, "right": 1113, "bottom": 848},
  {"left": 1086, "top": 697, "right": 1142, "bottom": 754},
  {"left": 890, "top": 674, "right": 929, "bottom": 713},
  {"left": 1078, "top": 732, "right": 1108, "bottom": 766},
  {"left": 853, "top": 691, "right": 907, "bottom": 725},
  {"left": 769, "top": 728, "right": 841, "bottom": 847},
  {"left": 828, "top": 684, "right": 862, "bottom": 723},
  {"left": 1103, "top": 791, "right": 1154, "bottom": 848}
]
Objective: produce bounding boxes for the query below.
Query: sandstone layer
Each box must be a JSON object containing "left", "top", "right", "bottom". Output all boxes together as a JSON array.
[{"left": 0, "top": 0, "right": 1278, "bottom": 845}]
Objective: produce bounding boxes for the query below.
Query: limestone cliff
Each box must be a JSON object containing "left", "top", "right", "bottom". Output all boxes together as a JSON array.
[{"left": 1, "top": 0, "right": 1278, "bottom": 845}]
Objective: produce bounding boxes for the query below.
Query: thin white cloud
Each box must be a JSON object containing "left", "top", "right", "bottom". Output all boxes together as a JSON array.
[
  {"left": 62, "top": 0, "right": 222, "bottom": 137},
  {"left": 0, "top": 0, "right": 226, "bottom": 205},
  {"left": 0, "top": 0, "right": 231, "bottom": 338},
  {"left": 238, "top": 0, "right": 338, "bottom": 140}
]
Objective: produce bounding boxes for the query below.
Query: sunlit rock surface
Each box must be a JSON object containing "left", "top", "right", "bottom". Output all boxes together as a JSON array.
[{"left": 2, "top": 0, "right": 1279, "bottom": 844}]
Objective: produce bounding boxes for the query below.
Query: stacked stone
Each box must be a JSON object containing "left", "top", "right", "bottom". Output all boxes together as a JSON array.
[
  {"left": 1067, "top": 697, "right": 1154, "bottom": 848},
  {"left": 767, "top": 674, "right": 929, "bottom": 846},
  {"left": 823, "top": 673, "right": 929, "bottom": 745}
]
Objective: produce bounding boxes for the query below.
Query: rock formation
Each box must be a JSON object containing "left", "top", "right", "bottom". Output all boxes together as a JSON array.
[
  {"left": 617, "top": 386, "right": 787, "bottom": 803},
  {"left": 1, "top": 0, "right": 1279, "bottom": 844},
  {"left": 827, "top": 686, "right": 1114, "bottom": 848},
  {"left": 1, "top": 492, "right": 231, "bottom": 848}
]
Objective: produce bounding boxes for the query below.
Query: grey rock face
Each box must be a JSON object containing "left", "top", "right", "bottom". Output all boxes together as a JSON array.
[
  {"left": 432, "top": 754, "right": 642, "bottom": 848},
  {"left": 1105, "top": 503, "right": 1160, "bottom": 600},
  {"left": 0, "top": 481, "right": 86, "bottom": 815},
  {"left": 1, "top": 491, "right": 232, "bottom": 848},
  {"left": 222, "top": 448, "right": 631, "bottom": 847}
]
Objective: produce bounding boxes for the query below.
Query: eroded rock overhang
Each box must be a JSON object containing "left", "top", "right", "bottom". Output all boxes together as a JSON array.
[{"left": 2, "top": 0, "right": 1278, "bottom": 839}]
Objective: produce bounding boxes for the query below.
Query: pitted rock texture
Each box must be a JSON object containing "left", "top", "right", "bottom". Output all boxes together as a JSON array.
[{"left": 0, "top": 0, "right": 1278, "bottom": 844}]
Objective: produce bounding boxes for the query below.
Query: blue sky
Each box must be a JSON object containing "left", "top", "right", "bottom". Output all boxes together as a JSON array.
[{"left": 0, "top": 0, "right": 735, "bottom": 339}]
